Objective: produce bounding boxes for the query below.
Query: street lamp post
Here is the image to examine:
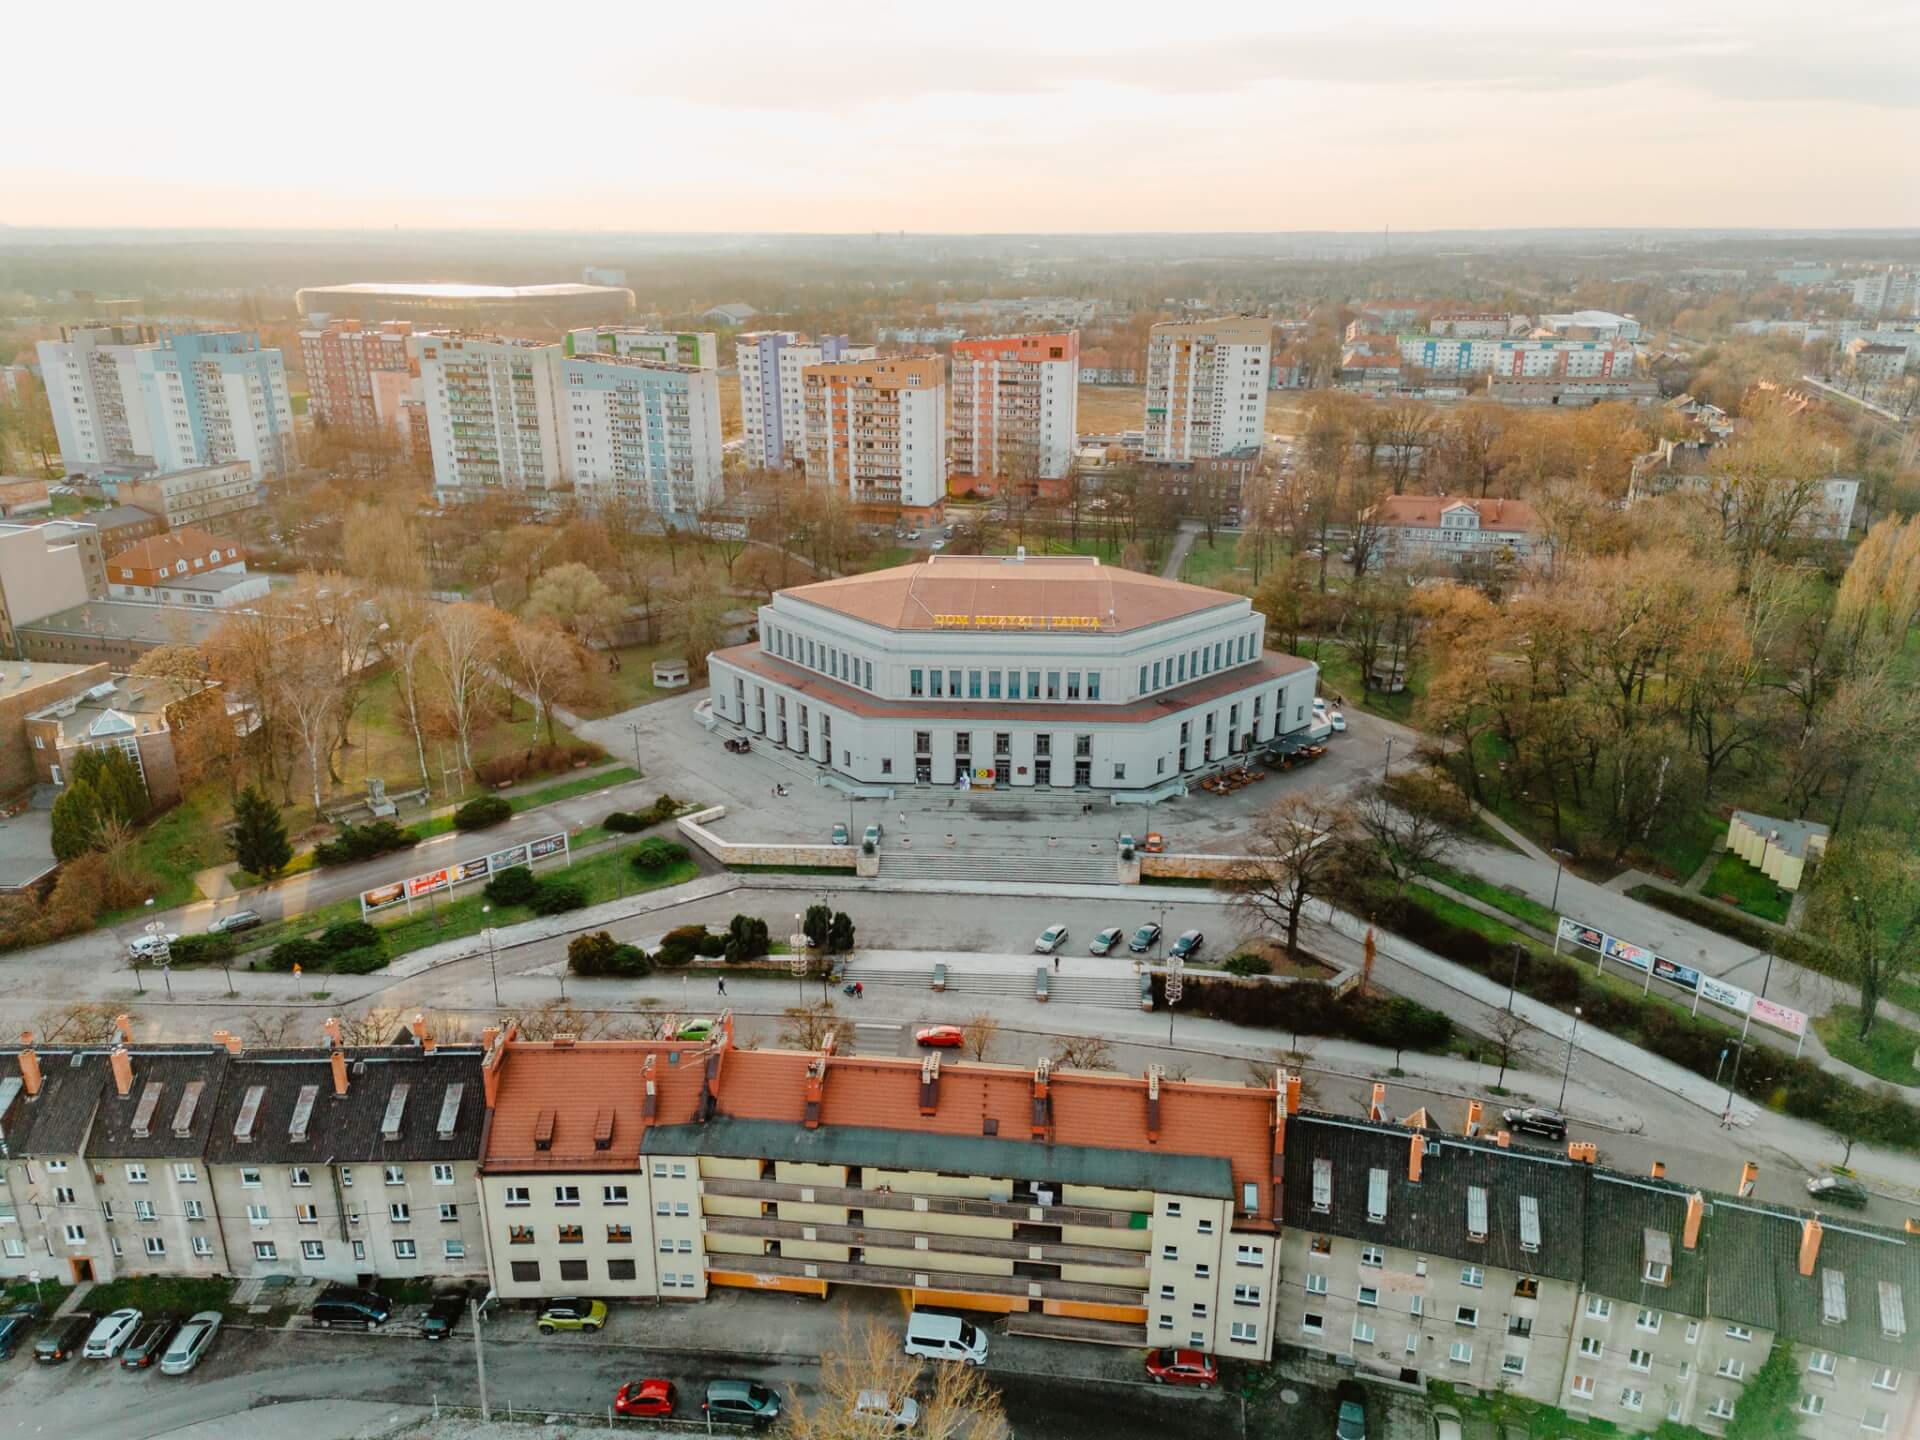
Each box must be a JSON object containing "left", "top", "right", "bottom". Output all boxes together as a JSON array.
[
  {"left": 1549, "top": 848, "right": 1572, "bottom": 912},
  {"left": 1165, "top": 954, "right": 1184, "bottom": 1044},
  {"left": 793, "top": 914, "right": 807, "bottom": 1003},
  {"left": 144, "top": 918, "right": 173, "bottom": 999},
  {"left": 1383, "top": 735, "right": 1394, "bottom": 784},
  {"left": 1557, "top": 1006, "right": 1583, "bottom": 1110},
  {"left": 626, "top": 722, "right": 645, "bottom": 779},
  {"left": 1506, "top": 941, "right": 1525, "bottom": 1013},
  {"left": 481, "top": 905, "right": 500, "bottom": 1008}
]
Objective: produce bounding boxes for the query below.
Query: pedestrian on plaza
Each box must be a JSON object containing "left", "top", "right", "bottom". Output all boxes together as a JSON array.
[
  {"left": 716, "top": 978, "right": 727, "bottom": 996},
  {"left": 854, "top": 981, "right": 864, "bottom": 999},
  {"left": 898, "top": 812, "right": 906, "bottom": 827},
  {"left": 1053, "top": 955, "right": 1060, "bottom": 972}
]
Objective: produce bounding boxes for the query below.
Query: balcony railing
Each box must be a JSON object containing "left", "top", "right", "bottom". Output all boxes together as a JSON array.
[
  {"left": 699, "top": 1176, "right": 1143, "bottom": 1231},
  {"left": 703, "top": 1214, "right": 1144, "bottom": 1268},
  {"left": 703, "top": 1250, "right": 1145, "bottom": 1306}
]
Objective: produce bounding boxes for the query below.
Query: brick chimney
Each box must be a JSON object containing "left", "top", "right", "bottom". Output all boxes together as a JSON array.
[
  {"left": 1798, "top": 1216, "right": 1823, "bottom": 1276},
  {"left": 1144, "top": 1066, "right": 1161, "bottom": 1143},
  {"left": 409, "top": 1014, "right": 427, "bottom": 1044},
  {"left": 330, "top": 1048, "right": 349, "bottom": 1097},
  {"left": 1464, "top": 1100, "right": 1483, "bottom": 1137},
  {"left": 1494, "top": 1130, "right": 1510, "bottom": 1148},
  {"left": 1683, "top": 1192, "right": 1705, "bottom": 1249},
  {"left": 212, "top": 1030, "right": 242, "bottom": 1056},
  {"left": 17, "top": 1032, "right": 41, "bottom": 1097},
  {"left": 113, "top": 1014, "right": 133, "bottom": 1044},
  {"left": 1408, "top": 1131, "right": 1425, "bottom": 1182},
  {"left": 481, "top": 1026, "right": 499, "bottom": 1053},
  {"left": 1368, "top": 1082, "right": 1386, "bottom": 1122},
  {"left": 1650, "top": 1160, "right": 1666, "bottom": 1179},
  {"left": 322, "top": 1017, "right": 343, "bottom": 1049},
  {"left": 1738, "top": 1161, "right": 1759, "bottom": 1197},
  {"left": 1283, "top": 1072, "right": 1301, "bottom": 1115},
  {"left": 110, "top": 1046, "right": 133, "bottom": 1097}
]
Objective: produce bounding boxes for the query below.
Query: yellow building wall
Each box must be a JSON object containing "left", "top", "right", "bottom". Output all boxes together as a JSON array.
[
  {"left": 782, "top": 1240, "right": 851, "bottom": 1263},
  {"left": 867, "top": 1247, "right": 1012, "bottom": 1277},
  {"left": 913, "top": 1287, "right": 1024, "bottom": 1314},
  {"left": 700, "top": 1157, "right": 763, "bottom": 1181},
  {"left": 701, "top": 1194, "right": 763, "bottom": 1219},
  {"left": 865, "top": 1209, "right": 1013, "bottom": 1241},
  {"left": 1062, "top": 1224, "right": 1149, "bottom": 1251},
  {"left": 703, "top": 1233, "right": 766, "bottom": 1257},
  {"left": 1061, "top": 1262, "right": 1148, "bottom": 1288},
  {"left": 774, "top": 1161, "right": 847, "bottom": 1186},
  {"left": 774, "top": 1201, "right": 848, "bottom": 1225},
  {"left": 867, "top": 1168, "right": 1006, "bottom": 1201},
  {"left": 1063, "top": 1184, "right": 1152, "bottom": 1212},
  {"left": 709, "top": 1271, "right": 827, "bottom": 1297}
]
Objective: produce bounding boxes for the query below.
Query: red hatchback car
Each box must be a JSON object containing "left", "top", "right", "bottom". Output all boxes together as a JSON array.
[
  {"left": 1145, "top": 1348, "right": 1218, "bottom": 1388},
  {"left": 915, "top": 1025, "right": 965, "bottom": 1048},
  {"left": 615, "top": 1379, "right": 677, "bottom": 1417}
]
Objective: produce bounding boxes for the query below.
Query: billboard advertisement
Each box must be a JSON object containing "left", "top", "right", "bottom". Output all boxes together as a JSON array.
[
  {"left": 1751, "top": 996, "right": 1807, "bottom": 1038},
  {"left": 1602, "top": 936, "right": 1653, "bottom": 973},
  {"left": 407, "top": 868, "right": 451, "bottom": 899},
  {"left": 529, "top": 833, "right": 567, "bottom": 860},
  {"left": 1651, "top": 955, "right": 1701, "bottom": 993},
  {"left": 361, "top": 881, "right": 405, "bottom": 913},
  {"left": 1699, "top": 975, "right": 1751, "bottom": 1014},
  {"left": 1558, "top": 918, "right": 1604, "bottom": 952},
  {"left": 490, "top": 844, "right": 530, "bottom": 871},
  {"left": 359, "top": 831, "right": 572, "bottom": 916}
]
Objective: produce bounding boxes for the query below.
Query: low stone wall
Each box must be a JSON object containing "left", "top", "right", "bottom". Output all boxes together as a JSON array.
[
  {"left": 1139, "top": 851, "right": 1247, "bottom": 882},
  {"left": 677, "top": 805, "right": 859, "bottom": 872}
]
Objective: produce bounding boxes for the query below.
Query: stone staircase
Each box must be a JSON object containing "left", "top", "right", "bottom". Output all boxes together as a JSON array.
[
  {"left": 848, "top": 962, "right": 1143, "bottom": 1009},
  {"left": 877, "top": 845, "right": 1117, "bottom": 886}
]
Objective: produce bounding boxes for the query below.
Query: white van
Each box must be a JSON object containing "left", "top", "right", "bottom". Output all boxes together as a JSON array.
[{"left": 903, "top": 1310, "right": 988, "bottom": 1366}]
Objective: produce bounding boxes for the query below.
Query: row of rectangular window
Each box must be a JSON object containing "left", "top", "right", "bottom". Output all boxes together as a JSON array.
[
  {"left": 508, "top": 1258, "right": 690, "bottom": 1286},
  {"left": 908, "top": 668, "right": 1102, "bottom": 701},
  {"left": 767, "top": 626, "right": 874, "bottom": 693},
  {"left": 59, "top": 1162, "right": 452, "bottom": 1187},
  {"left": 1138, "top": 631, "right": 1259, "bottom": 696}
]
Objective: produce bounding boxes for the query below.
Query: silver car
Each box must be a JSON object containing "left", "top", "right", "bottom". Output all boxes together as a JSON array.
[
  {"left": 1034, "top": 924, "right": 1069, "bottom": 954},
  {"left": 160, "top": 1311, "right": 221, "bottom": 1375}
]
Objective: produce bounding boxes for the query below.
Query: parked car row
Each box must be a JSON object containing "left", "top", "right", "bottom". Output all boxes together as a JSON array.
[
  {"left": 15, "top": 1306, "right": 222, "bottom": 1375},
  {"left": 1034, "top": 922, "right": 1204, "bottom": 960}
]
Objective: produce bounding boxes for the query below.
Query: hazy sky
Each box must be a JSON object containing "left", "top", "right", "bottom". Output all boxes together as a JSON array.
[{"left": 9, "top": 0, "right": 1916, "bottom": 232}]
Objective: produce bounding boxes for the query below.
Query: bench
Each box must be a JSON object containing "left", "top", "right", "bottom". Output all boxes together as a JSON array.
[
  {"left": 932, "top": 963, "right": 947, "bottom": 993},
  {"left": 1034, "top": 967, "right": 1051, "bottom": 1002}
]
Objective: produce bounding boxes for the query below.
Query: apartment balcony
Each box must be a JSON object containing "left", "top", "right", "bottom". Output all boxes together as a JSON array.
[
  {"left": 704, "top": 1250, "right": 1145, "bottom": 1307},
  {"left": 700, "top": 1177, "right": 1145, "bottom": 1232},
  {"left": 703, "top": 1214, "right": 1144, "bottom": 1269}
]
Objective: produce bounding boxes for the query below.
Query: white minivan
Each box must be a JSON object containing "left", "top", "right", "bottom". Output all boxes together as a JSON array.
[{"left": 903, "top": 1310, "right": 988, "bottom": 1366}]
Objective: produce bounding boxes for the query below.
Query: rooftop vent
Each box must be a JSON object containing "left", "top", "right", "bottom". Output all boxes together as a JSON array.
[
  {"left": 1366, "top": 1167, "right": 1388, "bottom": 1223},
  {"left": 380, "top": 1082, "right": 410, "bottom": 1141},
  {"left": 1311, "top": 1158, "right": 1332, "bottom": 1213},
  {"left": 533, "top": 1108, "right": 555, "bottom": 1151},
  {"left": 436, "top": 1083, "right": 464, "bottom": 1140},
  {"left": 129, "top": 1081, "right": 163, "bottom": 1140},
  {"left": 288, "top": 1084, "right": 318, "bottom": 1142},
  {"left": 171, "top": 1080, "right": 204, "bottom": 1138},
  {"left": 1822, "top": 1269, "right": 1848, "bottom": 1326},
  {"left": 233, "top": 1083, "right": 265, "bottom": 1142}
]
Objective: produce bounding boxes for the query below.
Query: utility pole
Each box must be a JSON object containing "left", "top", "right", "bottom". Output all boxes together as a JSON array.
[
  {"left": 469, "top": 1296, "right": 489, "bottom": 1421},
  {"left": 626, "top": 722, "right": 645, "bottom": 779}
]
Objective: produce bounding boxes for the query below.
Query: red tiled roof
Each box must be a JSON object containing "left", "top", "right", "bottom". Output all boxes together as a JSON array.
[
  {"left": 106, "top": 527, "right": 238, "bottom": 573},
  {"left": 482, "top": 1041, "right": 708, "bottom": 1172},
  {"left": 712, "top": 644, "right": 1311, "bottom": 725},
  {"left": 1362, "top": 495, "right": 1541, "bottom": 532},
  {"left": 784, "top": 556, "right": 1240, "bottom": 634}
]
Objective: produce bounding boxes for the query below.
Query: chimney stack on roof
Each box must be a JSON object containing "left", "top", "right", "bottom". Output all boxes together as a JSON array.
[
  {"left": 1683, "top": 1192, "right": 1705, "bottom": 1249},
  {"left": 1284, "top": 1072, "right": 1301, "bottom": 1115},
  {"left": 1798, "top": 1216, "right": 1823, "bottom": 1277},
  {"left": 212, "top": 1030, "right": 242, "bottom": 1056},
  {"left": 1031, "top": 1058, "right": 1052, "bottom": 1137},
  {"left": 919, "top": 1053, "right": 940, "bottom": 1116},
  {"left": 481, "top": 1026, "right": 500, "bottom": 1052},
  {"left": 1494, "top": 1130, "right": 1510, "bottom": 1148},
  {"left": 16, "top": 1033, "right": 39, "bottom": 1097},
  {"left": 1408, "top": 1131, "right": 1425, "bottom": 1183},
  {"left": 410, "top": 1014, "right": 427, "bottom": 1043},
  {"left": 1368, "top": 1082, "right": 1386, "bottom": 1122},
  {"left": 110, "top": 1046, "right": 133, "bottom": 1097},
  {"left": 330, "top": 1048, "right": 349, "bottom": 1097},
  {"left": 1739, "top": 1161, "right": 1759, "bottom": 1197},
  {"left": 802, "top": 1055, "right": 827, "bottom": 1130},
  {"left": 323, "top": 1017, "right": 342, "bottom": 1048},
  {"left": 1650, "top": 1160, "right": 1666, "bottom": 1179},
  {"left": 1145, "top": 1065, "right": 1161, "bottom": 1143},
  {"left": 1464, "top": 1100, "right": 1483, "bottom": 1137},
  {"left": 113, "top": 1014, "right": 133, "bottom": 1044}
]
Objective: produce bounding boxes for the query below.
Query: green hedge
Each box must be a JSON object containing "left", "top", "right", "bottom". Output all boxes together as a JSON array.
[
  {"left": 453, "top": 795, "right": 512, "bottom": 831},
  {"left": 657, "top": 924, "right": 728, "bottom": 966},
  {"left": 167, "top": 934, "right": 236, "bottom": 967},
  {"left": 1369, "top": 887, "right": 1920, "bottom": 1152},
  {"left": 484, "top": 866, "right": 540, "bottom": 905},
  {"left": 315, "top": 820, "right": 419, "bottom": 867},
  {"left": 631, "top": 838, "right": 689, "bottom": 872},
  {"left": 606, "top": 794, "right": 681, "bottom": 833},
  {"left": 1151, "top": 971, "right": 1454, "bottom": 1051},
  {"left": 568, "top": 931, "right": 653, "bottom": 977}
]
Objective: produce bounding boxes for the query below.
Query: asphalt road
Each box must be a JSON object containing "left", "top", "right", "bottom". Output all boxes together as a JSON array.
[{"left": 0, "top": 1321, "right": 1233, "bottom": 1440}]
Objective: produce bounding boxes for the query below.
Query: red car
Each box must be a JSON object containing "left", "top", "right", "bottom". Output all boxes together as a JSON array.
[
  {"left": 615, "top": 1379, "right": 676, "bottom": 1417},
  {"left": 1145, "top": 1348, "right": 1218, "bottom": 1388},
  {"left": 915, "top": 1025, "right": 965, "bottom": 1048}
]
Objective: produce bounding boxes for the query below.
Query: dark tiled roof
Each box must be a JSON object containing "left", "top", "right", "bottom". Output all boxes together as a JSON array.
[
  {"left": 0, "top": 1049, "right": 107, "bottom": 1157},
  {"left": 1280, "top": 1113, "right": 1587, "bottom": 1281},
  {"left": 1707, "top": 1201, "right": 1919, "bottom": 1369},
  {"left": 86, "top": 1050, "right": 230, "bottom": 1160},
  {"left": 202, "top": 1047, "right": 484, "bottom": 1166},
  {"left": 1582, "top": 1172, "right": 1709, "bottom": 1317}
]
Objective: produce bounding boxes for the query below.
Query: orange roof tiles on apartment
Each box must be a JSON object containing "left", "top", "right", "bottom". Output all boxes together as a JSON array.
[
  {"left": 1364, "top": 495, "right": 1542, "bottom": 531},
  {"left": 784, "top": 555, "right": 1242, "bottom": 634},
  {"left": 482, "top": 1040, "right": 709, "bottom": 1172}
]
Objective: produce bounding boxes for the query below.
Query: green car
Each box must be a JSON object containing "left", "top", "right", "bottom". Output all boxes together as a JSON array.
[
  {"left": 674, "top": 1018, "right": 717, "bottom": 1042},
  {"left": 537, "top": 1298, "right": 607, "bottom": 1334}
]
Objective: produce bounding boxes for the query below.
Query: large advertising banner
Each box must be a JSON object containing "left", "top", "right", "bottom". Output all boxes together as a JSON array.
[
  {"left": 1559, "top": 918, "right": 1605, "bottom": 952},
  {"left": 1698, "top": 975, "right": 1751, "bottom": 1014},
  {"left": 1651, "top": 955, "right": 1701, "bottom": 993},
  {"left": 1603, "top": 936, "right": 1654, "bottom": 974},
  {"left": 360, "top": 831, "right": 572, "bottom": 917},
  {"left": 1751, "top": 996, "right": 1807, "bottom": 1038}
]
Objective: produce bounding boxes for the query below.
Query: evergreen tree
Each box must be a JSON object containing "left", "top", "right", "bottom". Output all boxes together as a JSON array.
[
  {"left": 229, "top": 785, "right": 293, "bottom": 879},
  {"left": 803, "top": 902, "right": 833, "bottom": 950},
  {"left": 50, "top": 780, "right": 103, "bottom": 861},
  {"left": 1726, "top": 1342, "right": 1803, "bottom": 1440},
  {"left": 828, "top": 910, "right": 856, "bottom": 954},
  {"left": 70, "top": 748, "right": 147, "bottom": 825}
]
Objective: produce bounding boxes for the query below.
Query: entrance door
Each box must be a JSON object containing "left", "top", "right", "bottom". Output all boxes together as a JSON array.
[
  {"left": 70, "top": 1257, "right": 93, "bottom": 1283},
  {"left": 915, "top": 761, "right": 931, "bottom": 783},
  {"left": 1034, "top": 760, "right": 1051, "bottom": 787},
  {"left": 995, "top": 759, "right": 1011, "bottom": 785},
  {"left": 1074, "top": 760, "right": 1092, "bottom": 787}
]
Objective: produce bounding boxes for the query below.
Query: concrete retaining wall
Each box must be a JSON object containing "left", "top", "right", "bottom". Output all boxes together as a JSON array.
[
  {"left": 678, "top": 806, "right": 859, "bottom": 872},
  {"left": 1140, "top": 851, "right": 1246, "bottom": 882}
]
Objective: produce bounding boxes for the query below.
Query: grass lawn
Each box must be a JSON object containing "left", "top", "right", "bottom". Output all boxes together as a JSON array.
[
  {"left": 50, "top": 494, "right": 107, "bottom": 516},
  {"left": 107, "top": 790, "right": 243, "bottom": 918},
  {"left": 1419, "top": 860, "right": 1559, "bottom": 934},
  {"left": 1308, "top": 645, "right": 1424, "bottom": 724},
  {"left": 3, "top": 1279, "right": 72, "bottom": 1312},
  {"left": 1813, "top": 1007, "right": 1920, "bottom": 1086},
  {"left": 574, "top": 643, "right": 709, "bottom": 718},
  {"left": 845, "top": 545, "right": 912, "bottom": 574},
  {"left": 1179, "top": 537, "right": 1251, "bottom": 590},
  {"left": 82, "top": 1274, "right": 235, "bottom": 1318},
  {"left": 349, "top": 667, "right": 595, "bottom": 803},
  {"left": 1703, "top": 850, "right": 1791, "bottom": 922}
]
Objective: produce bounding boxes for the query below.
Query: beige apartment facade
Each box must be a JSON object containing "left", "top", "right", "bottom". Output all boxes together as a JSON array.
[{"left": 118, "top": 463, "right": 261, "bottom": 533}]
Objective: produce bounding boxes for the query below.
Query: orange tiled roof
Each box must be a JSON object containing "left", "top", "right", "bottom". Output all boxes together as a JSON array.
[
  {"left": 482, "top": 1040, "right": 709, "bottom": 1172},
  {"left": 106, "top": 526, "right": 236, "bottom": 573}
]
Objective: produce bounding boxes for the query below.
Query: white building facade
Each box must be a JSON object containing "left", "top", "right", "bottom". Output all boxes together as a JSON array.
[
  {"left": 559, "top": 353, "right": 725, "bottom": 521},
  {"left": 410, "top": 334, "right": 564, "bottom": 499},
  {"left": 1398, "top": 336, "right": 1636, "bottom": 379},
  {"left": 706, "top": 554, "right": 1318, "bottom": 791},
  {"left": 736, "top": 333, "right": 874, "bottom": 470},
  {"left": 1144, "top": 319, "right": 1271, "bottom": 462},
  {"left": 950, "top": 333, "right": 1080, "bottom": 491},
  {"left": 37, "top": 325, "right": 157, "bottom": 474},
  {"left": 800, "top": 357, "right": 948, "bottom": 522},
  {"left": 566, "top": 329, "right": 720, "bottom": 369}
]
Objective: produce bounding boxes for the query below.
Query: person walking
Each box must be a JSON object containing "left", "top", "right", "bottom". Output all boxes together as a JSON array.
[
  {"left": 716, "top": 978, "right": 727, "bottom": 996},
  {"left": 1053, "top": 954, "right": 1060, "bottom": 972}
]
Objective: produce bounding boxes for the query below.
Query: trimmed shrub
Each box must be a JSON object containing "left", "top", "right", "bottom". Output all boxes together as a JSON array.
[
  {"left": 265, "top": 937, "right": 329, "bottom": 973},
  {"left": 1222, "top": 953, "right": 1272, "bottom": 977},
  {"left": 724, "top": 915, "right": 771, "bottom": 964},
  {"left": 568, "top": 930, "right": 651, "bottom": 976},
  {"left": 168, "top": 934, "right": 237, "bottom": 967},
  {"left": 328, "top": 947, "right": 389, "bottom": 976},
  {"left": 315, "top": 820, "right": 418, "bottom": 867},
  {"left": 657, "top": 924, "right": 725, "bottom": 966},
  {"left": 319, "top": 920, "right": 380, "bottom": 956},
  {"left": 630, "top": 838, "right": 689, "bottom": 873},
  {"left": 1150, "top": 971, "right": 1455, "bottom": 1052},
  {"left": 604, "top": 811, "right": 647, "bottom": 834},
  {"left": 453, "top": 795, "right": 513, "bottom": 831},
  {"left": 483, "top": 866, "right": 540, "bottom": 906},
  {"left": 528, "top": 880, "right": 587, "bottom": 916}
]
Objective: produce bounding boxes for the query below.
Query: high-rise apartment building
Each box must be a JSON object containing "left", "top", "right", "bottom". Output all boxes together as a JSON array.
[
  {"left": 737, "top": 332, "right": 874, "bottom": 470},
  {"left": 559, "top": 353, "right": 725, "bottom": 521},
  {"left": 299, "top": 319, "right": 415, "bottom": 433},
  {"left": 1852, "top": 268, "right": 1916, "bottom": 319},
  {"left": 801, "top": 356, "right": 947, "bottom": 523},
  {"left": 1144, "top": 319, "right": 1271, "bottom": 463},
  {"left": 566, "top": 329, "right": 719, "bottom": 369},
  {"left": 949, "top": 333, "right": 1080, "bottom": 499},
  {"left": 410, "top": 334, "right": 564, "bottom": 500},
  {"left": 40, "top": 327, "right": 293, "bottom": 481},
  {"left": 134, "top": 332, "right": 295, "bottom": 480}
]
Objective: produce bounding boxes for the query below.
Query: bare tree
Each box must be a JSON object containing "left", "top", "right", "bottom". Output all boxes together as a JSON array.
[
  {"left": 432, "top": 602, "right": 504, "bottom": 773},
  {"left": 1050, "top": 1034, "right": 1115, "bottom": 1071},
  {"left": 511, "top": 1001, "right": 643, "bottom": 1042},
  {"left": 782, "top": 1319, "right": 1009, "bottom": 1440},
  {"left": 377, "top": 593, "right": 436, "bottom": 793},
  {"left": 1485, "top": 1008, "right": 1534, "bottom": 1092},
  {"left": 503, "top": 618, "right": 582, "bottom": 745},
  {"left": 1228, "top": 790, "right": 1357, "bottom": 957},
  {"left": 779, "top": 1001, "right": 843, "bottom": 1052},
  {"left": 276, "top": 630, "right": 346, "bottom": 817},
  {"left": 242, "top": 1012, "right": 306, "bottom": 1047},
  {"left": 1351, "top": 782, "right": 1455, "bottom": 890},
  {"left": 32, "top": 1002, "right": 130, "bottom": 1044},
  {"left": 960, "top": 1013, "right": 999, "bottom": 1062}
]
